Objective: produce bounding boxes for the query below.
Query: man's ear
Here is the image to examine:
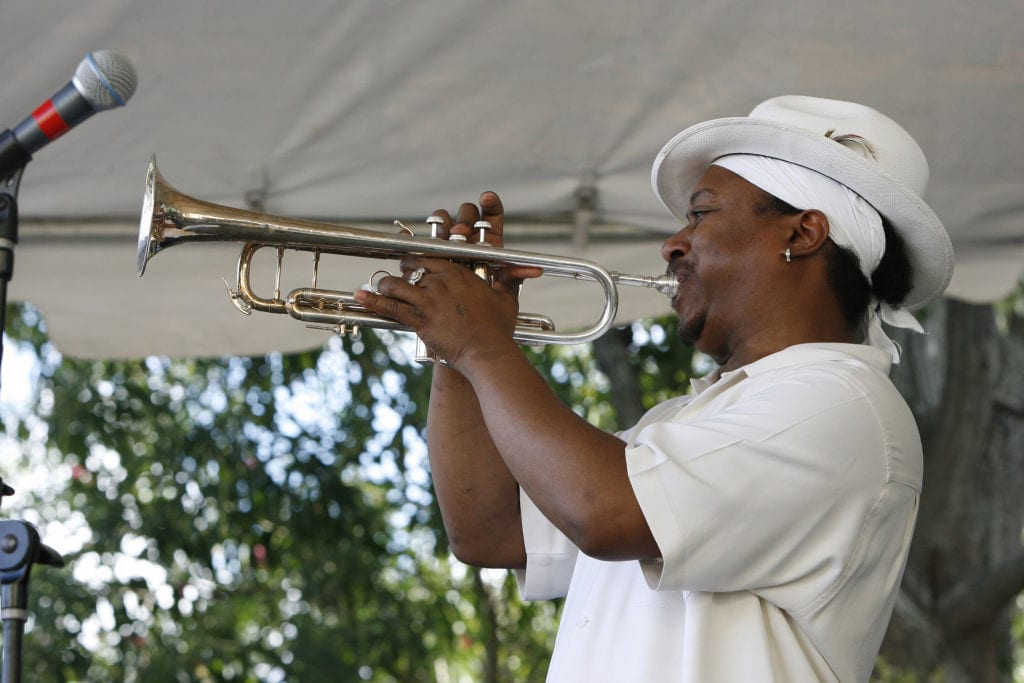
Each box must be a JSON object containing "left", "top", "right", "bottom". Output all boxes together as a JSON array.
[{"left": 787, "top": 209, "right": 831, "bottom": 257}]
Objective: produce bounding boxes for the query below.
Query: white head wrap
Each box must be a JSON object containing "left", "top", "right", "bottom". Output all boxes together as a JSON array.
[{"left": 712, "top": 154, "right": 923, "bottom": 363}]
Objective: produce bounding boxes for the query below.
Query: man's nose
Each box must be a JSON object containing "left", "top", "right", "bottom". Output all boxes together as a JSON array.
[{"left": 661, "top": 226, "right": 691, "bottom": 263}]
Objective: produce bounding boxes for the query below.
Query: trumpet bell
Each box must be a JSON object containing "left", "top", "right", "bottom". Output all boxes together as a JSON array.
[{"left": 137, "top": 156, "right": 159, "bottom": 276}]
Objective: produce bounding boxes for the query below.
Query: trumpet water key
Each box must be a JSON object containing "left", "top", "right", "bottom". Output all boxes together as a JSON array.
[{"left": 137, "top": 156, "right": 678, "bottom": 347}]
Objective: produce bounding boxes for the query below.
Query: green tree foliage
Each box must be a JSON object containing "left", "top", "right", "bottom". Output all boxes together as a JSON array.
[
  {"left": 8, "top": 297, "right": 1023, "bottom": 682},
  {"left": 1, "top": 306, "right": 691, "bottom": 682}
]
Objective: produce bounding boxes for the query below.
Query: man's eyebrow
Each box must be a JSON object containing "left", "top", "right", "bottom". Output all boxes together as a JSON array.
[{"left": 689, "top": 188, "right": 717, "bottom": 206}]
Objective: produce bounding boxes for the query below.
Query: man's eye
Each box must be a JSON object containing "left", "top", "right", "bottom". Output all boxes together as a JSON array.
[{"left": 687, "top": 210, "right": 707, "bottom": 222}]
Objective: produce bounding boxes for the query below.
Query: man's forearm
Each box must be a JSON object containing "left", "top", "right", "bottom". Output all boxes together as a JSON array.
[
  {"left": 427, "top": 363, "right": 526, "bottom": 568},
  {"left": 458, "top": 345, "right": 659, "bottom": 561}
]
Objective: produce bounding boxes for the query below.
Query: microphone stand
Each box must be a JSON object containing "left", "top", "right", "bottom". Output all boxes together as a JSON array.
[
  {"left": 1, "top": 481, "right": 64, "bottom": 683},
  {"left": 0, "top": 166, "right": 65, "bottom": 683},
  {"left": 0, "top": 162, "right": 24, "bottom": 373}
]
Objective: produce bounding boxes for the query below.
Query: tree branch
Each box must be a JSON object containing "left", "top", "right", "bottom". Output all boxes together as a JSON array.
[
  {"left": 938, "top": 546, "right": 1024, "bottom": 637},
  {"left": 592, "top": 327, "right": 645, "bottom": 431}
]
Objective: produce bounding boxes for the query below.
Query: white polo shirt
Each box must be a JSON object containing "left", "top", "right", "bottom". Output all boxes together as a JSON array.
[{"left": 516, "top": 343, "right": 921, "bottom": 682}]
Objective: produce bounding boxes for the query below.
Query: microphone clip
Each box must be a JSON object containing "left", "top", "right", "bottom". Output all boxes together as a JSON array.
[
  {"left": 0, "top": 156, "right": 21, "bottom": 284},
  {"left": 0, "top": 130, "right": 31, "bottom": 183}
]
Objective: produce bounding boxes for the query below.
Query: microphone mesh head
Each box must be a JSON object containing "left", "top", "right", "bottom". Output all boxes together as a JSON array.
[{"left": 73, "top": 50, "right": 138, "bottom": 110}]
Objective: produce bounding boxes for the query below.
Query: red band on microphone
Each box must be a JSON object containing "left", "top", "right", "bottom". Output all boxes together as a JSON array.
[{"left": 32, "top": 100, "right": 70, "bottom": 140}]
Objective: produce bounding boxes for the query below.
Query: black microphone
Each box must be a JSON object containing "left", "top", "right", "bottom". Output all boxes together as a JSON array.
[{"left": 0, "top": 50, "right": 138, "bottom": 178}]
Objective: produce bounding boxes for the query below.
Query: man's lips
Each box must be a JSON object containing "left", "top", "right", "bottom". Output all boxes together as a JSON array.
[
  {"left": 666, "top": 265, "right": 689, "bottom": 307},
  {"left": 668, "top": 262, "right": 691, "bottom": 286}
]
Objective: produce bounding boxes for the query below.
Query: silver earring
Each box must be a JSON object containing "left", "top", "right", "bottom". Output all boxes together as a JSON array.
[{"left": 784, "top": 248, "right": 792, "bottom": 263}]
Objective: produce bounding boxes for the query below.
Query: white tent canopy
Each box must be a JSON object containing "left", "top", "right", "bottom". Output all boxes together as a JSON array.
[{"left": 3, "top": 1, "right": 1021, "bottom": 359}]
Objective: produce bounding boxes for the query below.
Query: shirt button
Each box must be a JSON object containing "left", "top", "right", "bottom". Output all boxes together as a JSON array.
[{"left": 576, "top": 615, "right": 590, "bottom": 628}]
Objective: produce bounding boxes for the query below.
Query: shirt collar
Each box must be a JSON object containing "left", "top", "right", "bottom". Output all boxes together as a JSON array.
[{"left": 690, "top": 343, "right": 892, "bottom": 395}]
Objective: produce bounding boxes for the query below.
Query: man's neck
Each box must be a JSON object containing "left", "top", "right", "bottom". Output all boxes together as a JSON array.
[{"left": 712, "top": 320, "right": 856, "bottom": 373}]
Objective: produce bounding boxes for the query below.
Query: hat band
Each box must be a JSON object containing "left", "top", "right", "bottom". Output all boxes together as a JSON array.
[
  {"left": 711, "top": 154, "right": 923, "bottom": 363},
  {"left": 712, "top": 154, "right": 885, "bottom": 275}
]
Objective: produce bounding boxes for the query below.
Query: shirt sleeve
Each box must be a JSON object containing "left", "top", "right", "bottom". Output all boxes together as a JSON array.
[
  {"left": 513, "top": 487, "right": 580, "bottom": 601},
  {"left": 626, "top": 380, "right": 894, "bottom": 611}
]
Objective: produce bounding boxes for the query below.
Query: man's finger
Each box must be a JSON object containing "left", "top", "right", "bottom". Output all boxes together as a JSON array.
[
  {"left": 503, "top": 265, "right": 543, "bottom": 280},
  {"left": 453, "top": 202, "right": 481, "bottom": 241},
  {"left": 353, "top": 287, "right": 417, "bottom": 323},
  {"left": 430, "top": 209, "right": 453, "bottom": 240},
  {"left": 479, "top": 191, "right": 505, "bottom": 246},
  {"left": 493, "top": 265, "right": 543, "bottom": 296}
]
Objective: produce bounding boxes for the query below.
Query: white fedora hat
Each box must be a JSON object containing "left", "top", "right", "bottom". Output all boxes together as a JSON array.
[{"left": 651, "top": 95, "right": 954, "bottom": 311}]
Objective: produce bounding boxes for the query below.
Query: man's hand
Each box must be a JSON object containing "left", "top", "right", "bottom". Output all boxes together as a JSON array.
[{"left": 354, "top": 191, "right": 541, "bottom": 368}]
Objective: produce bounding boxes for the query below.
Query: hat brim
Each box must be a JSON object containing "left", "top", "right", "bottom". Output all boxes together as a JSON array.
[{"left": 651, "top": 117, "right": 954, "bottom": 311}]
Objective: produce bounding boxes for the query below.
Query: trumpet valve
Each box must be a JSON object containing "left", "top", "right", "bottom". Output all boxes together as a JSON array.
[
  {"left": 425, "top": 215, "right": 444, "bottom": 239},
  {"left": 334, "top": 323, "right": 361, "bottom": 340},
  {"left": 342, "top": 323, "right": 362, "bottom": 340},
  {"left": 474, "top": 220, "right": 492, "bottom": 244}
]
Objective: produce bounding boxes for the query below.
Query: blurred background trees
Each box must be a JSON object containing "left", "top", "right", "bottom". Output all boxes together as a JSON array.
[
  {"left": 880, "top": 294, "right": 1024, "bottom": 682},
  {"left": 1, "top": 291, "right": 1022, "bottom": 682},
  {"left": 0, "top": 305, "right": 690, "bottom": 682}
]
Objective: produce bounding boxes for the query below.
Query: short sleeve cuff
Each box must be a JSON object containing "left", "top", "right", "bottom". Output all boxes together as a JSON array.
[
  {"left": 626, "top": 442, "right": 686, "bottom": 591},
  {"left": 514, "top": 487, "right": 579, "bottom": 600}
]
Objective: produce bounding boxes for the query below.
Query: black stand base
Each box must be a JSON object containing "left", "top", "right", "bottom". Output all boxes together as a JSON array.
[{"left": 1, "top": 512, "right": 64, "bottom": 683}]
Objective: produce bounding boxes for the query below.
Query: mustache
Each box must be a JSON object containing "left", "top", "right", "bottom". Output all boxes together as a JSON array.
[{"left": 667, "top": 258, "right": 692, "bottom": 279}]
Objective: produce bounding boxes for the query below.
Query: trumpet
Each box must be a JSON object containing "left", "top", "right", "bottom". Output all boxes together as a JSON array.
[{"left": 137, "top": 156, "right": 678, "bottom": 347}]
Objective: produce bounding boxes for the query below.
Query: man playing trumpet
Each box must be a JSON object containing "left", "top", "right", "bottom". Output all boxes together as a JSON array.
[{"left": 354, "top": 96, "right": 954, "bottom": 682}]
